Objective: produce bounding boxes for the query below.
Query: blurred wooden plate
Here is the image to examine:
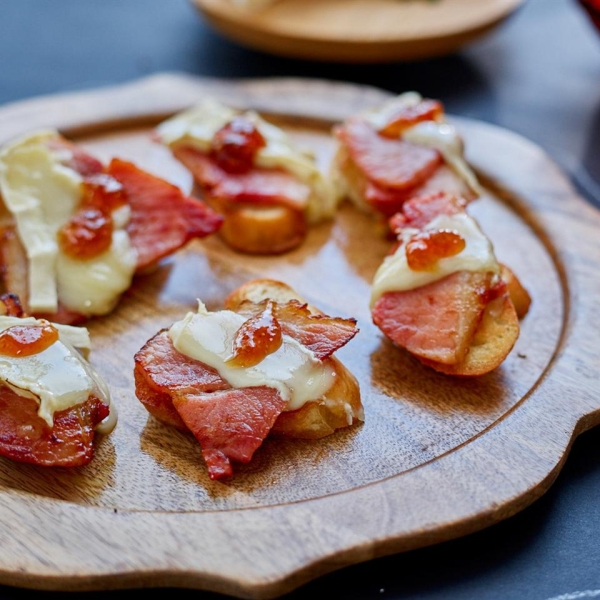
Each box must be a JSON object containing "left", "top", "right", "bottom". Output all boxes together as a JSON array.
[
  {"left": 0, "top": 74, "right": 597, "bottom": 599},
  {"left": 192, "top": 0, "right": 525, "bottom": 62}
]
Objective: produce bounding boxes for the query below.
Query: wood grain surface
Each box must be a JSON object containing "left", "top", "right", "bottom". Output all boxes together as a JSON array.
[
  {"left": 0, "top": 74, "right": 597, "bottom": 599},
  {"left": 191, "top": 0, "right": 525, "bottom": 62}
]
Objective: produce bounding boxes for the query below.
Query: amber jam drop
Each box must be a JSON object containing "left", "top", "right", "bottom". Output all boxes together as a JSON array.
[
  {"left": 379, "top": 99, "right": 444, "bottom": 138},
  {"left": 81, "top": 174, "right": 126, "bottom": 212},
  {"left": 0, "top": 324, "right": 59, "bottom": 358},
  {"left": 58, "top": 208, "right": 113, "bottom": 259},
  {"left": 406, "top": 229, "right": 466, "bottom": 271},
  {"left": 58, "top": 174, "right": 125, "bottom": 260},
  {"left": 227, "top": 301, "right": 283, "bottom": 368},
  {"left": 212, "top": 117, "right": 266, "bottom": 174}
]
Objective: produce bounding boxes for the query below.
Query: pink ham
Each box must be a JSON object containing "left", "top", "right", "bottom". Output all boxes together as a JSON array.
[
  {"left": 173, "top": 146, "right": 311, "bottom": 211},
  {"left": 135, "top": 328, "right": 287, "bottom": 480},
  {"left": 107, "top": 158, "right": 223, "bottom": 270},
  {"left": 335, "top": 118, "right": 442, "bottom": 192},
  {"left": 172, "top": 387, "right": 287, "bottom": 480},
  {"left": 0, "top": 388, "right": 109, "bottom": 467},
  {"left": 236, "top": 299, "right": 358, "bottom": 361},
  {"left": 372, "top": 271, "right": 492, "bottom": 365}
]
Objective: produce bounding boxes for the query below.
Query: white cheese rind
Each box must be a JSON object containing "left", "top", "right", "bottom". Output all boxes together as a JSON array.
[
  {"left": 0, "top": 316, "right": 115, "bottom": 430},
  {"left": 56, "top": 229, "right": 137, "bottom": 316},
  {"left": 362, "top": 92, "right": 425, "bottom": 131},
  {"left": 0, "top": 130, "right": 82, "bottom": 312},
  {"left": 157, "top": 100, "right": 338, "bottom": 223},
  {"left": 169, "top": 304, "right": 336, "bottom": 412},
  {"left": 370, "top": 212, "right": 500, "bottom": 306},
  {"left": 402, "top": 121, "right": 482, "bottom": 196},
  {"left": 0, "top": 130, "right": 138, "bottom": 317}
]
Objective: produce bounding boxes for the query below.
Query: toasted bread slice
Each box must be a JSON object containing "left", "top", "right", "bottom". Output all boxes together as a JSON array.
[
  {"left": 225, "top": 278, "right": 363, "bottom": 438},
  {"left": 207, "top": 195, "right": 306, "bottom": 255}
]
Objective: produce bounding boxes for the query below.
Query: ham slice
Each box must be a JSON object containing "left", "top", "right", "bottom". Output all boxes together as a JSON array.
[
  {"left": 107, "top": 158, "right": 223, "bottom": 270},
  {"left": 48, "top": 137, "right": 104, "bottom": 177},
  {"left": 392, "top": 191, "right": 466, "bottom": 231},
  {"left": 335, "top": 118, "right": 442, "bottom": 192},
  {"left": 173, "top": 146, "right": 311, "bottom": 212},
  {"left": 0, "top": 388, "right": 109, "bottom": 467},
  {"left": 135, "top": 329, "right": 287, "bottom": 480},
  {"left": 134, "top": 330, "right": 230, "bottom": 430},
  {"left": 372, "top": 271, "right": 492, "bottom": 365},
  {"left": 236, "top": 300, "right": 358, "bottom": 361},
  {"left": 172, "top": 387, "right": 287, "bottom": 480}
]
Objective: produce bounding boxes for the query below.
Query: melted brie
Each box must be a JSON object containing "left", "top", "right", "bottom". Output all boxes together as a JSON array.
[
  {"left": 402, "top": 121, "right": 482, "bottom": 196},
  {"left": 0, "top": 316, "right": 115, "bottom": 431},
  {"left": 370, "top": 212, "right": 500, "bottom": 306},
  {"left": 0, "top": 131, "right": 82, "bottom": 312},
  {"left": 157, "top": 100, "right": 338, "bottom": 223},
  {"left": 56, "top": 221, "right": 137, "bottom": 316},
  {"left": 0, "top": 130, "right": 137, "bottom": 316},
  {"left": 169, "top": 302, "right": 336, "bottom": 411},
  {"left": 362, "top": 92, "right": 482, "bottom": 196}
]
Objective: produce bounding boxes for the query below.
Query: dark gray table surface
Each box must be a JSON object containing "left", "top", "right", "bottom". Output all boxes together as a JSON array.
[{"left": 1, "top": 1, "right": 599, "bottom": 599}]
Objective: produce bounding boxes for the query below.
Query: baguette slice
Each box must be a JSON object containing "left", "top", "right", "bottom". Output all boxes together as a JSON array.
[
  {"left": 206, "top": 194, "right": 306, "bottom": 255},
  {"left": 224, "top": 279, "right": 363, "bottom": 439}
]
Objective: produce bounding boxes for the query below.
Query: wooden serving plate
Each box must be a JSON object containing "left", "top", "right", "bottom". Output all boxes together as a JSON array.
[
  {"left": 191, "top": 0, "right": 525, "bottom": 62},
  {"left": 0, "top": 74, "right": 598, "bottom": 599}
]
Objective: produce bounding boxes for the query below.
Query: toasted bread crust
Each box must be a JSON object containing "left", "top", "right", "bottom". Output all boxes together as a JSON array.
[
  {"left": 225, "top": 278, "right": 318, "bottom": 314},
  {"left": 226, "top": 278, "right": 363, "bottom": 437},
  {"left": 501, "top": 264, "right": 531, "bottom": 319},
  {"left": 207, "top": 195, "right": 306, "bottom": 255},
  {"left": 271, "top": 356, "right": 362, "bottom": 439}
]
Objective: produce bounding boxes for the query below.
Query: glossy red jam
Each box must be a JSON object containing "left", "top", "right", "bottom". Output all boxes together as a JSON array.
[
  {"left": 406, "top": 229, "right": 466, "bottom": 271},
  {"left": 212, "top": 117, "right": 266, "bottom": 174},
  {"left": 0, "top": 324, "right": 59, "bottom": 357},
  {"left": 227, "top": 301, "right": 283, "bottom": 368}
]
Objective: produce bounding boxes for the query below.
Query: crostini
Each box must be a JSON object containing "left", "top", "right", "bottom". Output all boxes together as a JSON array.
[
  {"left": 156, "top": 100, "right": 338, "bottom": 254},
  {"left": 0, "top": 130, "right": 223, "bottom": 324},
  {"left": 370, "top": 192, "right": 530, "bottom": 376},
  {"left": 134, "top": 279, "right": 362, "bottom": 480},
  {"left": 332, "top": 93, "right": 482, "bottom": 218},
  {"left": 0, "top": 293, "right": 115, "bottom": 467}
]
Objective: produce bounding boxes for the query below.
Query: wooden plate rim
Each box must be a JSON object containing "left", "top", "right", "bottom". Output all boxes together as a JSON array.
[
  {"left": 0, "top": 74, "right": 597, "bottom": 598},
  {"left": 190, "top": 0, "right": 526, "bottom": 62}
]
